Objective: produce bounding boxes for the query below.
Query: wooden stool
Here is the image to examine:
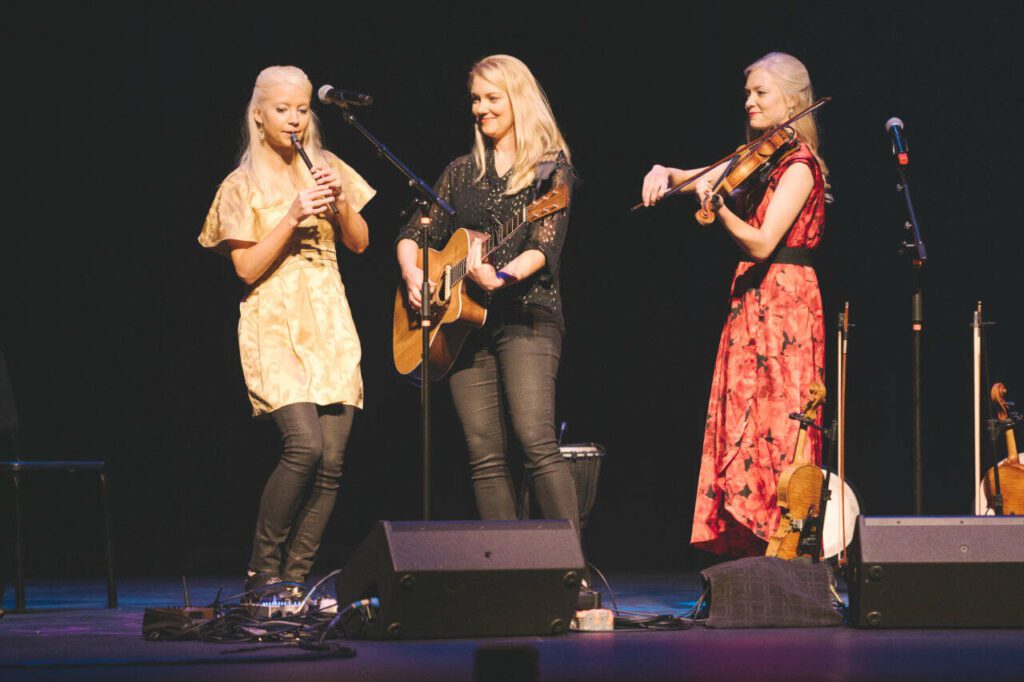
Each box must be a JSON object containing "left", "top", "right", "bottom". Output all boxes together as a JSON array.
[{"left": 0, "top": 460, "right": 117, "bottom": 613}]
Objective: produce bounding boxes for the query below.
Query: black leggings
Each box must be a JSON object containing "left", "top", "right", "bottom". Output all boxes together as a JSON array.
[
  {"left": 248, "top": 402, "right": 354, "bottom": 582},
  {"left": 448, "top": 310, "right": 579, "bottom": 531}
]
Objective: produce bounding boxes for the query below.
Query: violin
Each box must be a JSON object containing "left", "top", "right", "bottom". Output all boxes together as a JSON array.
[
  {"left": 694, "top": 126, "right": 798, "bottom": 225},
  {"left": 765, "top": 382, "right": 826, "bottom": 560},
  {"left": 632, "top": 97, "right": 830, "bottom": 218},
  {"left": 983, "top": 383, "right": 1024, "bottom": 515}
]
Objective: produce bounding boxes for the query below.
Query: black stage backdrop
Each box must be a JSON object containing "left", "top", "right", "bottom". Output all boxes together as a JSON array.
[{"left": 3, "top": 2, "right": 1022, "bottom": 574}]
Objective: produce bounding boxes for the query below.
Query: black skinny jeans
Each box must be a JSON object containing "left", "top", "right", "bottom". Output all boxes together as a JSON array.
[
  {"left": 249, "top": 402, "right": 354, "bottom": 583},
  {"left": 448, "top": 309, "right": 579, "bottom": 531}
]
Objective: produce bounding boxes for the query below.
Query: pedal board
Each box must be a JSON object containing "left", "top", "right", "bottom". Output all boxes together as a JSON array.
[
  {"left": 241, "top": 595, "right": 337, "bottom": 618},
  {"left": 242, "top": 596, "right": 309, "bottom": 619}
]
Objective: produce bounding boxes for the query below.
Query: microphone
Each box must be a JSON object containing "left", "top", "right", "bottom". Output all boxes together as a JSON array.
[
  {"left": 885, "top": 117, "right": 909, "bottom": 166},
  {"left": 318, "top": 84, "right": 373, "bottom": 107}
]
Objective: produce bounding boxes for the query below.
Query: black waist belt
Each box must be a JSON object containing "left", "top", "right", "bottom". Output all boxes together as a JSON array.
[{"left": 741, "top": 246, "right": 814, "bottom": 267}]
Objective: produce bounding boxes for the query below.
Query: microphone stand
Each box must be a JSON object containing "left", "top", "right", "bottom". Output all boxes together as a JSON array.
[
  {"left": 973, "top": 304, "right": 983, "bottom": 514},
  {"left": 333, "top": 105, "right": 455, "bottom": 521},
  {"left": 892, "top": 134, "right": 927, "bottom": 515}
]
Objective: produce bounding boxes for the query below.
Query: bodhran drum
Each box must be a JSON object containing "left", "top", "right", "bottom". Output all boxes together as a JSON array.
[
  {"left": 820, "top": 469, "right": 861, "bottom": 559},
  {"left": 520, "top": 443, "right": 605, "bottom": 528},
  {"left": 561, "top": 443, "right": 605, "bottom": 529}
]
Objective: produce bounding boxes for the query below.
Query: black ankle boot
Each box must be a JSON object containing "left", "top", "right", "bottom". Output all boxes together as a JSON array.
[{"left": 244, "top": 572, "right": 282, "bottom": 598}]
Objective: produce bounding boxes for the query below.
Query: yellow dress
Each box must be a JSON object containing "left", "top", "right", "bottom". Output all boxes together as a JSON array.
[{"left": 198, "top": 152, "right": 375, "bottom": 416}]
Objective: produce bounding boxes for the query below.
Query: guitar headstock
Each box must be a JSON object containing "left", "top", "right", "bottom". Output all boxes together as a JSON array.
[
  {"left": 802, "top": 382, "right": 827, "bottom": 418},
  {"left": 525, "top": 184, "right": 568, "bottom": 221}
]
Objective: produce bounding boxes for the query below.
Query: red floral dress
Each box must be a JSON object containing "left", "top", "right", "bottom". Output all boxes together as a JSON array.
[{"left": 691, "top": 144, "right": 826, "bottom": 557}]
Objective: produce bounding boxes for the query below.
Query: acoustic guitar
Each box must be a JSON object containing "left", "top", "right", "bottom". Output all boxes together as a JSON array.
[
  {"left": 392, "top": 185, "right": 569, "bottom": 379},
  {"left": 982, "top": 383, "right": 1024, "bottom": 515},
  {"left": 766, "top": 382, "right": 826, "bottom": 560}
]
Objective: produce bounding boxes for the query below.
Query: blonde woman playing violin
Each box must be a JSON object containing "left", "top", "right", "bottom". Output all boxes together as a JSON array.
[{"left": 642, "top": 52, "right": 829, "bottom": 557}]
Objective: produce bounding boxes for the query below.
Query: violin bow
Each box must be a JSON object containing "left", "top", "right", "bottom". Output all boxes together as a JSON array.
[
  {"left": 838, "top": 301, "right": 850, "bottom": 568},
  {"left": 632, "top": 96, "right": 831, "bottom": 211}
]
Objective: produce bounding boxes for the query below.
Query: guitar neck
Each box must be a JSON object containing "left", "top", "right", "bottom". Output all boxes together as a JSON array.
[{"left": 450, "top": 205, "right": 531, "bottom": 285}]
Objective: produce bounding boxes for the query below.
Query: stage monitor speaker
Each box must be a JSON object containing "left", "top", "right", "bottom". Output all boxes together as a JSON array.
[
  {"left": 334, "top": 520, "right": 585, "bottom": 639},
  {"left": 848, "top": 515, "right": 1024, "bottom": 628}
]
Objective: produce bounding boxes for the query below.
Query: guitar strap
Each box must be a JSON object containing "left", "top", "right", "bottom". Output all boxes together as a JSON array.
[
  {"left": 531, "top": 150, "right": 565, "bottom": 201},
  {"left": 533, "top": 159, "right": 557, "bottom": 190}
]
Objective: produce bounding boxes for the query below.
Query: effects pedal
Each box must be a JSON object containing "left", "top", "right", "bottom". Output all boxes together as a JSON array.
[{"left": 243, "top": 596, "right": 311, "bottom": 619}]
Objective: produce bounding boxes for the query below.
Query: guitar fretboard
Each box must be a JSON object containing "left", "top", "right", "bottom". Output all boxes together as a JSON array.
[{"left": 449, "top": 203, "right": 531, "bottom": 286}]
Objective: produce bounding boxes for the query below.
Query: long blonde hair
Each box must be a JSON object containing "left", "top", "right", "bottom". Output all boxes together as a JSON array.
[
  {"left": 237, "top": 65, "right": 328, "bottom": 202},
  {"left": 469, "top": 55, "right": 571, "bottom": 194},
  {"left": 744, "top": 52, "right": 828, "bottom": 177}
]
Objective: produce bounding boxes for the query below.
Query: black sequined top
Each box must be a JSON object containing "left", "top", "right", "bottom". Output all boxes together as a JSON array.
[{"left": 397, "top": 148, "right": 574, "bottom": 330}]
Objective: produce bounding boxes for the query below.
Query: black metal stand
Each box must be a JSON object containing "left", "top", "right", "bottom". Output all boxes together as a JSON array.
[
  {"left": 416, "top": 205, "right": 434, "bottom": 521},
  {"left": 333, "top": 107, "right": 455, "bottom": 520},
  {"left": 893, "top": 141, "right": 927, "bottom": 515},
  {"left": 985, "top": 418, "right": 1007, "bottom": 515},
  {"left": 910, "top": 263, "right": 924, "bottom": 514},
  {"left": 978, "top": 312, "right": 1010, "bottom": 516}
]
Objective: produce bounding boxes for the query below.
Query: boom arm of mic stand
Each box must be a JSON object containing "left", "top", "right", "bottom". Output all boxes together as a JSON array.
[
  {"left": 335, "top": 108, "right": 455, "bottom": 216},
  {"left": 896, "top": 165, "right": 927, "bottom": 263}
]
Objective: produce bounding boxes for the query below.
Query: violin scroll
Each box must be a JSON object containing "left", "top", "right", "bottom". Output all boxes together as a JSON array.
[
  {"left": 695, "top": 195, "right": 722, "bottom": 225},
  {"left": 992, "top": 382, "right": 1010, "bottom": 421}
]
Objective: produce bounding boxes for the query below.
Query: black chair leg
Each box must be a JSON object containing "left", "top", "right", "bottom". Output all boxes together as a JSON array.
[
  {"left": 12, "top": 471, "right": 25, "bottom": 614},
  {"left": 99, "top": 471, "right": 117, "bottom": 609}
]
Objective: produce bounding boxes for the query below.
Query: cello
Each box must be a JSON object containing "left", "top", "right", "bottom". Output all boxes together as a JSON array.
[
  {"left": 982, "top": 383, "right": 1024, "bottom": 515},
  {"left": 765, "top": 382, "right": 826, "bottom": 560}
]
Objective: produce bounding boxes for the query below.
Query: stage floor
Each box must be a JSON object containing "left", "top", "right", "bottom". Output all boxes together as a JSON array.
[{"left": 1, "top": 572, "right": 1020, "bottom": 681}]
